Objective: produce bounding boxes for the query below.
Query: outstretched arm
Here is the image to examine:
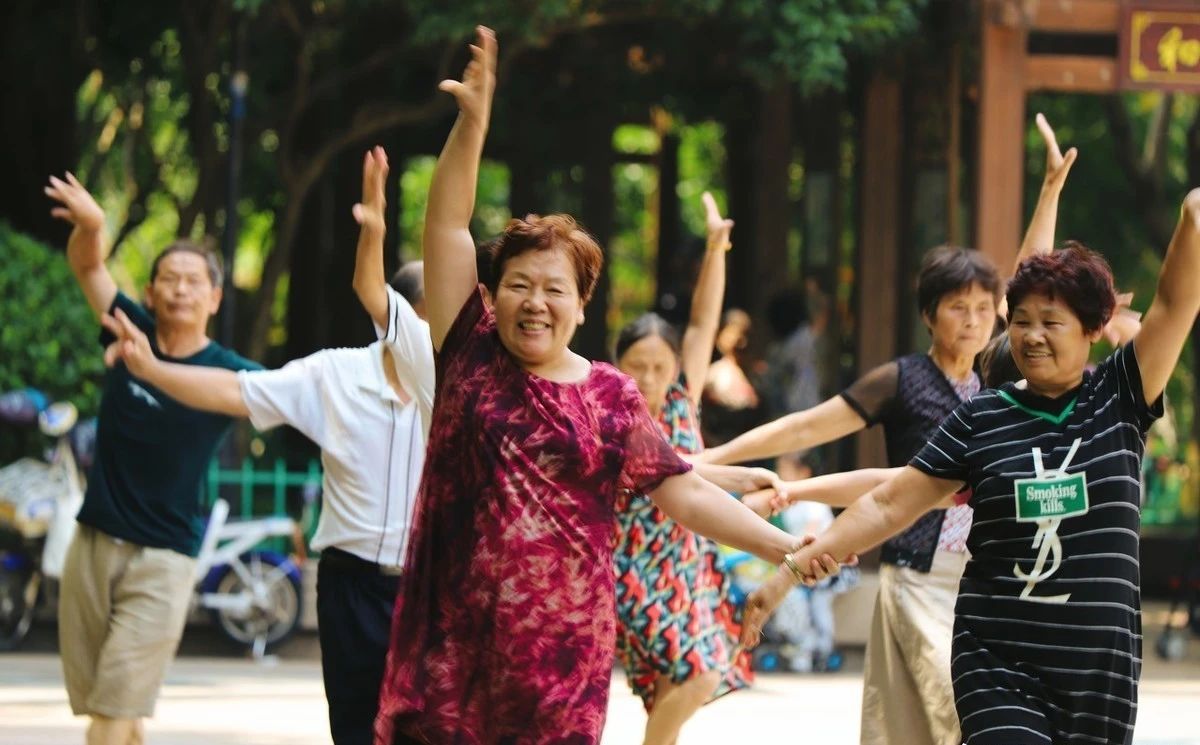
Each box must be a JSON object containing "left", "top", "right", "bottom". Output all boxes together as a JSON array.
[
  {"left": 650, "top": 470, "right": 838, "bottom": 572},
  {"left": 1133, "top": 189, "right": 1200, "bottom": 403},
  {"left": 699, "top": 395, "right": 866, "bottom": 465},
  {"left": 45, "top": 173, "right": 117, "bottom": 319},
  {"left": 352, "top": 146, "right": 391, "bottom": 330},
  {"left": 101, "top": 310, "right": 248, "bottom": 417},
  {"left": 1000, "top": 113, "right": 1077, "bottom": 318},
  {"left": 740, "top": 466, "right": 959, "bottom": 645},
  {"left": 680, "top": 192, "right": 733, "bottom": 405},
  {"left": 424, "top": 26, "right": 497, "bottom": 350}
]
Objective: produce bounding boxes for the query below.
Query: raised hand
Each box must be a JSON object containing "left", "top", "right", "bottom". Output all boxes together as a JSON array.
[
  {"left": 1103, "top": 292, "right": 1142, "bottom": 346},
  {"left": 45, "top": 172, "right": 105, "bottom": 235},
  {"left": 438, "top": 26, "right": 497, "bottom": 127},
  {"left": 702, "top": 191, "right": 733, "bottom": 251},
  {"left": 100, "top": 309, "right": 156, "bottom": 378},
  {"left": 352, "top": 146, "right": 389, "bottom": 237},
  {"left": 1035, "top": 113, "right": 1077, "bottom": 194}
]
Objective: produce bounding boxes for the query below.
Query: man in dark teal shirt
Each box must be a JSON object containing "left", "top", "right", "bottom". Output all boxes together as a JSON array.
[{"left": 46, "top": 171, "right": 259, "bottom": 745}]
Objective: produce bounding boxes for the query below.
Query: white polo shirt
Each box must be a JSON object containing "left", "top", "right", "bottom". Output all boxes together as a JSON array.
[{"left": 238, "top": 287, "right": 434, "bottom": 568}]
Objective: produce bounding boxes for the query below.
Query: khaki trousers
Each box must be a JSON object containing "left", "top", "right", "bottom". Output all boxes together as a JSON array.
[
  {"left": 59, "top": 525, "right": 196, "bottom": 719},
  {"left": 860, "top": 549, "right": 967, "bottom": 745}
]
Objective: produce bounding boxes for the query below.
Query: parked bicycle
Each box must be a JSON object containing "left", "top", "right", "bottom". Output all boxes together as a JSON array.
[{"left": 194, "top": 497, "right": 304, "bottom": 658}]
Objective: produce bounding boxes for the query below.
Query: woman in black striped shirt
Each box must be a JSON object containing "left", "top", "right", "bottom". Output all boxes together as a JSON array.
[{"left": 741, "top": 189, "right": 1200, "bottom": 745}]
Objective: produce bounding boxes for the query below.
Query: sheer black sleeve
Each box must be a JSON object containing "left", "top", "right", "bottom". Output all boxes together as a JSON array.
[{"left": 839, "top": 360, "right": 900, "bottom": 426}]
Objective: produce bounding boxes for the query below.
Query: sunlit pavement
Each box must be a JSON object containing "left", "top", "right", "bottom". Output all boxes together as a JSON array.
[{"left": 2, "top": 623, "right": 1199, "bottom": 745}]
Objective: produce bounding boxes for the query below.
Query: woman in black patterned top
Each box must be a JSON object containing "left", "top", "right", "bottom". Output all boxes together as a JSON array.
[{"left": 742, "top": 189, "right": 1200, "bottom": 745}]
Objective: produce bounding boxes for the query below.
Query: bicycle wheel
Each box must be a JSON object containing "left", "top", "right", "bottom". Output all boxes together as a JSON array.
[
  {"left": 209, "top": 551, "right": 301, "bottom": 652},
  {"left": 0, "top": 561, "right": 38, "bottom": 651}
]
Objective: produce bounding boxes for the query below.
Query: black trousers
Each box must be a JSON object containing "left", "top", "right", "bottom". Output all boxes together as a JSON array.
[{"left": 317, "top": 549, "right": 401, "bottom": 745}]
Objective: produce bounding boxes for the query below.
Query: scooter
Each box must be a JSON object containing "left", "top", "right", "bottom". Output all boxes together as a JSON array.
[{"left": 0, "top": 389, "right": 89, "bottom": 650}]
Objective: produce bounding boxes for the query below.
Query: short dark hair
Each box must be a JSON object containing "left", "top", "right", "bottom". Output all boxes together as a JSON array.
[
  {"left": 614, "top": 312, "right": 681, "bottom": 362},
  {"left": 487, "top": 214, "right": 604, "bottom": 304},
  {"left": 476, "top": 238, "right": 498, "bottom": 288},
  {"left": 917, "top": 246, "right": 1001, "bottom": 320},
  {"left": 980, "top": 333, "right": 1021, "bottom": 388},
  {"left": 150, "top": 240, "right": 223, "bottom": 288},
  {"left": 1006, "top": 241, "right": 1116, "bottom": 333},
  {"left": 766, "top": 287, "right": 809, "bottom": 339},
  {"left": 388, "top": 261, "right": 424, "bottom": 306}
]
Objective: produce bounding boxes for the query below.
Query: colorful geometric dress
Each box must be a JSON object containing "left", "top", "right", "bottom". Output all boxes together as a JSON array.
[
  {"left": 374, "top": 289, "right": 691, "bottom": 745},
  {"left": 613, "top": 380, "right": 753, "bottom": 710}
]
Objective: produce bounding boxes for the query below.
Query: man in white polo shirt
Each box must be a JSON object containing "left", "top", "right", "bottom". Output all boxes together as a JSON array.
[{"left": 100, "top": 146, "right": 433, "bottom": 745}]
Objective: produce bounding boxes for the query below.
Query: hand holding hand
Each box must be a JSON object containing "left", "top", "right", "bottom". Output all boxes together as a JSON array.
[
  {"left": 740, "top": 488, "right": 778, "bottom": 519},
  {"left": 100, "top": 309, "right": 156, "bottom": 378},
  {"left": 352, "top": 146, "right": 389, "bottom": 237},
  {"left": 438, "top": 26, "right": 497, "bottom": 127},
  {"left": 1035, "top": 113, "right": 1077, "bottom": 194},
  {"left": 701, "top": 191, "right": 733, "bottom": 251},
  {"left": 45, "top": 172, "right": 105, "bottom": 235}
]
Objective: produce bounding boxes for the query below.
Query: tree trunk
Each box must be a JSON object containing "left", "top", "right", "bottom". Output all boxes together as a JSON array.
[
  {"left": 574, "top": 119, "right": 616, "bottom": 361},
  {"left": 0, "top": 0, "right": 87, "bottom": 245}
]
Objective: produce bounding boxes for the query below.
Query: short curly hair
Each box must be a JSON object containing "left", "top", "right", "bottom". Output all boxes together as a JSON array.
[
  {"left": 1006, "top": 242, "right": 1116, "bottom": 333},
  {"left": 486, "top": 214, "right": 604, "bottom": 304}
]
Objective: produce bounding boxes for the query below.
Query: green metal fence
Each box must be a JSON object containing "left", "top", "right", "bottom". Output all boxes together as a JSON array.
[{"left": 203, "top": 458, "right": 322, "bottom": 553}]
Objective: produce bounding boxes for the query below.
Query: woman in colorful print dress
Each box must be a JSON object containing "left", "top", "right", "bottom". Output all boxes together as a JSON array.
[
  {"left": 374, "top": 27, "right": 834, "bottom": 745},
  {"left": 613, "top": 193, "right": 773, "bottom": 744},
  {"left": 741, "top": 191, "right": 1200, "bottom": 744}
]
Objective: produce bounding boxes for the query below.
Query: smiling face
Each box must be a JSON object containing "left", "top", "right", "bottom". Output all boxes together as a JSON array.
[
  {"left": 1008, "top": 292, "right": 1101, "bottom": 397},
  {"left": 618, "top": 334, "right": 679, "bottom": 415},
  {"left": 144, "top": 251, "right": 222, "bottom": 333},
  {"left": 492, "top": 247, "right": 585, "bottom": 371},
  {"left": 924, "top": 282, "right": 997, "bottom": 360}
]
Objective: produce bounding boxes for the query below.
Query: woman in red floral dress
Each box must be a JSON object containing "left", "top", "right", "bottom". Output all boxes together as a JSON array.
[{"left": 375, "top": 27, "right": 829, "bottom": 745}]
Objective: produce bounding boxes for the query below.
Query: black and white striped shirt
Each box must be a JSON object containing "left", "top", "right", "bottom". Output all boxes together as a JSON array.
[{"left": 911, "top": 343, "right": 1162, "bottom": 745}]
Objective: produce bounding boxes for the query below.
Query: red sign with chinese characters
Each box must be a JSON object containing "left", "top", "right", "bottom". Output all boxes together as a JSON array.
[{"left": 1119, "top": 3, "right": 1200, "bottom": 91}]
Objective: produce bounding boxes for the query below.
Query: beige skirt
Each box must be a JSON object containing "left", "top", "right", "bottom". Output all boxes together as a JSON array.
[{"left": 859, "top": 549, "right": 968, "bottom": 745}]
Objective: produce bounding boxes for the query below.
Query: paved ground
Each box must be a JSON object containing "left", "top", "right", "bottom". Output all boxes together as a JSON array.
[{"left": 3, "top": 624, "right": 1199, "bottom": 744}]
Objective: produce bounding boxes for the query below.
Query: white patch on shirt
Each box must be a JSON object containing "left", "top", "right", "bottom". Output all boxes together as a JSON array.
[{"left": 128, "top": 381, "right": 162, "bottom": 409}]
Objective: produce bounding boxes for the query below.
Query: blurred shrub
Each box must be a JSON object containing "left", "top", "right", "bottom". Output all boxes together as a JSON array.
[{"left": 0, "top": 222, "right": 105, "bottom": 461}]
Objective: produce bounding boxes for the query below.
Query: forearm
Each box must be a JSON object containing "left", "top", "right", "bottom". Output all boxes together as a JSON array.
[
  {"left": 705, "top": 412, "right": 811, "bottom": 465},
  {"left": 352, "top": 225, "right": 389, "bottom": 329},
  {"left": 691, "top": 463, "right": 762, "bottom": 494},
  {"left": 426, "top": 116, "right": 487, "bottom": 233},
  {"left": 787, "top": 468, "right": 954, "bottom": 566},
  {"left": 139, "top": 361, "right": 249, "bottom": 418},
  {"left": 685, "top": 247, "right": 726, "bottom": 349},
  {"left": 782, "top": 468, "right": 902, "bottom": 508},
  {"left": 1154, "top": 200, "right": 1200, "bottom": 313},
  {"left": 654, "top": 472, "right": 797, "bottom": 563},
  {"left": 66, "top": 225, "right": 106, "bottom": 274}
]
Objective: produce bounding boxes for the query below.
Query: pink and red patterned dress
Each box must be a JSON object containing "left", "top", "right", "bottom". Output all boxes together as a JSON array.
[
  {"left": 375, "top": 289, "right": 691, "bottom": 745},
  {"left": 613, "top": 380, "right": 752, "bottom": 710}
]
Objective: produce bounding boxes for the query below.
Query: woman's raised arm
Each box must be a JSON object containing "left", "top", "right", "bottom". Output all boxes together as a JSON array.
[{"left": 424, "top": 26, "right": 497, "bottom": 350}]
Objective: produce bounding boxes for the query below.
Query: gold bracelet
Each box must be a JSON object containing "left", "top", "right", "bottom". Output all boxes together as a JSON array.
[{"left": 782, "top": 553, "right": 806, "bottom": 584}]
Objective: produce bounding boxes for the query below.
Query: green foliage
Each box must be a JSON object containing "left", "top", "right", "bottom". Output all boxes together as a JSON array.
[
  {"left": 398, "top": 157, "right": 512, "bottom": 263},
  {"left": 0, "top": 223, "right": 106, "bottom": 460}
]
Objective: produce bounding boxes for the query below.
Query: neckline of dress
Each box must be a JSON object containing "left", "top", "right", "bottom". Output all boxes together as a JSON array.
[{"left": 520, "top": 359, "right": 597, "bottom": 387}]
